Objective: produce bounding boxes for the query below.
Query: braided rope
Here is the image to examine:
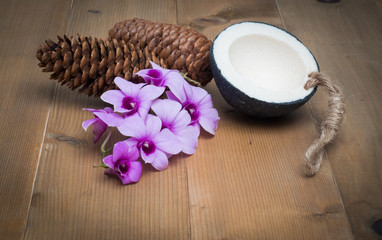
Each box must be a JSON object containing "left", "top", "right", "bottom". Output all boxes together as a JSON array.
[{"left": 304, "top": 72, "right": 345, "bottom": 176}]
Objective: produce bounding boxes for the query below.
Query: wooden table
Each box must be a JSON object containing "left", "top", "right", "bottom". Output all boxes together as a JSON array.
[{"left": 1, "top": 0, "right": 381, "bottom": 239}]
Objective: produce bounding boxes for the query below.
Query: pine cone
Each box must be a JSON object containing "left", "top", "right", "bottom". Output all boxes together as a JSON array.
[
  {"left": 37, "top": 35, "right": 168, "bottom": 96},
  {"left": 109, "top": 18, "right": 213, "bottom": 86}
]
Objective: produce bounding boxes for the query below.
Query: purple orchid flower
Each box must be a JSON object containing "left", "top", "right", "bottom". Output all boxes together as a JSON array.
[
  {"left": 82, "top": 107, "right": 116, "bottom": 143},
  {"left": 151, "top": 99, "right": 198, "bottom": 154},
  {"left": 117, "top": 115, "right": 182, "bottom": 170},
  {"left": 100, "top": 77, "right": 163, "bottom": 119},
  {"left": 134, "top": 61, "right": 185, "bottom": 94},
  {"left": 103, "top": 141, "right": 142, "bottom": 185},
  {"left": 166, "top": 81, "right": 220, "bottom": 135}
]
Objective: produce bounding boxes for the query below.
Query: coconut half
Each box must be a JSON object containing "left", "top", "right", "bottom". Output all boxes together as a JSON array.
[{"left": 211, "top": 22, "right": 319, "bottom": 117}]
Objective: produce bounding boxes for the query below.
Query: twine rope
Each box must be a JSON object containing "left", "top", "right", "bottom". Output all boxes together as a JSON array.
[{"left": 304, "top": 72, "right": 345, "bottom": 176}]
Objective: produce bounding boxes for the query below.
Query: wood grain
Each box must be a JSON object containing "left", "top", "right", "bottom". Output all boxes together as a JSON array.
[
  {"left": 23, "top": 0, "right": 191, "bottom": 239},
  {"left": 0, "top": 0, "right": 70, "bottom": 239},
  {"left": 177, "top": 0, "right": 353, "bottom": 239},
  {"left": 276, "top": 0, "right": 382, "bottom": 239},
  {"left": 1, "top": 0, "right": 380, "bottom": 239}
]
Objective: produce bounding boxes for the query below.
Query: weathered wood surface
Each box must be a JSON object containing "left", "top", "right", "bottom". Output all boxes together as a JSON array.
[
  {"left": 277, "top": 0, "right": 382, "bottom": 239},
  {"left": 0, "top": 0, "right": 70, "bottom": 239},
  {"left": 178, "top": 0, "right": 352, "bottom": 239},
  {"left": 0, "top": 0, "right": 380, "bottom": 239}
]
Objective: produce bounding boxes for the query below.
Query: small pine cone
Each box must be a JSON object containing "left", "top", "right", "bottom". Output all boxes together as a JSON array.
[
  {"left": 37, "top": 35, "right": 168, "bottom": 97},
  {"left": 109, "top": 18, "right": 213, "bottom": 86}
]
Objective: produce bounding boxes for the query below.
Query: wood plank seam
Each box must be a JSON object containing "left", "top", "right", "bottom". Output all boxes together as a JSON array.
[
  {"left": 275, "top": 0, "right": 353, "bottom": 236},
  {"left": 274, "top": 0, "right": 287, "bottom": 32},
  {"left": 176, "top": 2, "right": 192, "bottom": 239},
  {"left": 23, "top": 0, "right": 74, "bottom": 236},
  {"left": 307, "top": 96, "right": 354, "bottom": 236},
  {"left": 22, "top": 76, "right": 58, "bottom": 240},
  {"left": 185, "top": 163, "right": 192, "bottom": 240}
]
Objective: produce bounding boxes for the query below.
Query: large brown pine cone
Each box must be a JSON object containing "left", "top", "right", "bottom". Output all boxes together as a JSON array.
[
  {"left": 109, "top": 18, "right": 213, "bottom": 86},
  {"left": 37, "top": 35, "right": 170, "bottom": 96}
]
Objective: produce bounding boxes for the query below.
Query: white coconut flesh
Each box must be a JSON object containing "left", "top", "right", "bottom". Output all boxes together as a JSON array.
[{"left": 213, "top": 22, "right": 318, "bottom": 103}]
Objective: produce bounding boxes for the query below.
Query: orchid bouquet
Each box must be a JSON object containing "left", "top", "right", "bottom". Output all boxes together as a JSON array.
[{"left": 82, "top": 62, "right": 220, "bottom": 185}]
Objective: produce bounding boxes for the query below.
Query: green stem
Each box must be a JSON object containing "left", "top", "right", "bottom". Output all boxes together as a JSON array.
[
  {"left": 181, "top": 72, "right": 202, "bottom": 87},
  {"left": 100, "top": 131, "right": 113, "bottom": 159},
  {"left": 93, "top": 163, "right": 108, "bottom": 168}
]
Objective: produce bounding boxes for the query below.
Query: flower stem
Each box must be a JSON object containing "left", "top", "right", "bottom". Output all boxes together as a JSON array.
[
  {"left": 101, "top": 131, "right": 113, "bottom": 158},
  {"left": 93, "top": 163, "right": 108, "bottom": 168},
  {"left": 181, "top": 72, "right": 202, "bottom": 87}
]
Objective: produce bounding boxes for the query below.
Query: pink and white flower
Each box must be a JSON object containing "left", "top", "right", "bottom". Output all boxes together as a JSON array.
[
  {"left": 83, "top": 64, "right": 220, "bottom": 185},
  {"left": 151, "top": 99, "right": 198, "bottom": 154},
  {"left": 103, "top": 141, "right": 142, "bottom": 185},
  {"left": 101, "top": 77, "right": 163, "bottom": 119},
  {"left": 167, "top": 81, "right": 220, "bottom": 135},
  {"left": 82, "top": 107, "right": 117, "bottom": 143},
  {"left": 117, "top": 115, "right": 182, "bottom": 170},
  {"left": 135, "top": 61, "right": 184, "bottom": 93}
]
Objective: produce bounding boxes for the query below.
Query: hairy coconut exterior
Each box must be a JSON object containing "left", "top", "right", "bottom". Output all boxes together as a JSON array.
[
  {"left": 37, "top": 35, "right": 170, "bottom": 96},
  {"left": 109, "top": 18, "right": 213, "bottom": 86}
]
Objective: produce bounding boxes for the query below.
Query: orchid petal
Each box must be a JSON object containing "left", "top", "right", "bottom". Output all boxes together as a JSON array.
[
  {"left": 103, "top": 155, "right": 114, "bottom": 168},
  {"left": 138, "top": 84, "right": 164, "bottom": 101},
  {"left": 191, "top": 122, "right": 201, "bottom": 137},
  {"left": 112, "top": 141, "right": 139, "bottom": 163},
  {"left": 167, "top": 79, "right": 187, "bottom": 103},
  {"left": 141, "top": 149, "right": 169, "bottom": 170},
  {"left": 92, "top": 120, "right": 107, "bottom": 143},
  {"left": 125, "top": 161, "right": 142, "bottom": 183},
  {"left": 150, "top": 61, "right": 165, "bottom": 71},
  {"left": 166, "top": 90, "right": 179, "bottom": 102},
  {"left": 199, "top": 117, "right": 215, "bottom": 135},
  {"left": 82, "top": 118, "right": 98, "bottom": 131},
  {"left": 83, "top": 108, "right": 97, "bottom": 112},
  {"left": 199, "top": 107, "right": 220, "bottom": 121},
  {"left": 165, "top": 71, "right": 187, "bottom": 99},
  {"left": 140, "top": 147, "right": 153, "bottom": 163},
  {"left": 117, "top": 115, "right": 146, "bottom": 138},
  {"left": 119, "top": 175, "right": 133, "bottom": 185},
  {"left": 104, "top": 168, "right": 116, "bottom": 176},
  {"left": 115, "top": 161, "right": 142, "bottom": 185},
  {"left": 125, "top": 142, "right": 140, "bottom": 161},
  {"left": 151, "top": 99, "right": 182, "bottom": 126},
  {"left": 153, "top": 128, "right": 182, "bottom": 155},
  {"left": 150, "top": 153, "right": 169, "bottom": 170},
  {"left": 123, "top": 138, "right": 139, "bottom": 146},
  {"left": 197, "top": 94, "right": 214, "bottom": 110},
  {"left": 134, "top": 68, "right": 152, "bottom": 78},
  {"left": 135, "top": 69, "right": 164, "bottom": 86},
  {"left": 137, "top": 100, "right": 153, "bottom": 119},
  {"left": 93, "top": 111, "right": 124, "bottom": 127},
  {"left": 145, "top": 115, "right": 162, "bottom": 138},
  {"left": 114, "top": 77, "right": 144, "bottom": 97},
  {"left": 199, "top": 107, "right": 220, "bottom": 123},
  {"left": 175, "top": 126, "right": 199, "bottom": 154},
  {"left": 198, "top": 110, "right": 219, "bottom": 135},
  {"left": 188, "top": 84, "right": 208, "bottom": 105},
  {"left": 100, "top": 90, "right": 125, "bottom": 111},
  {"left": 104, "top": 107, "right": 114, "bottom": 113},
  {"left": 150, "top": 61, "right": 173, "bottom": 76},
  {"left": 172, "top": 109, "right": 191, "bottom": 130}
]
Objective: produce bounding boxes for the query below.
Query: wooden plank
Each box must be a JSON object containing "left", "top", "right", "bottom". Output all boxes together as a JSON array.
[
  {"left": 23, "top": 0, "right": 191, "bottom": 239},
  {"left": 276, "top": 0, "right": 382, "bottom": 239},
  {"left": 0, "top": 0, "right": 71, "bottom": 239},
  {"left": 177, "top": 0, "right": 353, "bottom": 239}
]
